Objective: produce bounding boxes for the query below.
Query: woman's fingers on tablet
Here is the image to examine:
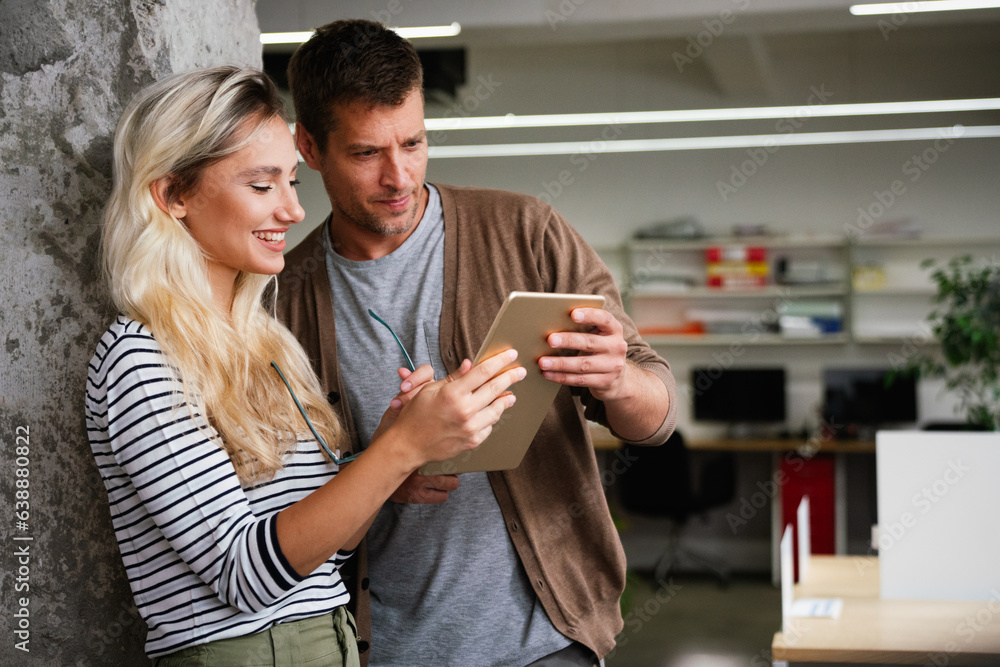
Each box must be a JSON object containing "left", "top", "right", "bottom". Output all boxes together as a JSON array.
[
  {"left": 474, "top": 366, "right": 524, "bottom": 405},
  {"left": 409, "top": 350, "right": 520, "bottom": 451},
  {"left": 474, "top": 424, "right": 494, "bottom": 446},
  {"left": 467, "top": 393, "right": 514, "bottom": 444},
  {"left": 449, "top": 348, "right": 519, "bottom": 390},
  {"left": 441, "top": 371, "right": 518, "bottom": 447}
]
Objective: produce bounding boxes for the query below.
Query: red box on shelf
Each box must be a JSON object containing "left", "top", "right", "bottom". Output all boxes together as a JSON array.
[{"left": 705, "top": 245, "right": 767, "bottom": 263}]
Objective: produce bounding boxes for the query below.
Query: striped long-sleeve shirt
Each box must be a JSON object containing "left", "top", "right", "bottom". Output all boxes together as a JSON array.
[{"left": 85, "top": 315, "right": 352, "bottom": 658}]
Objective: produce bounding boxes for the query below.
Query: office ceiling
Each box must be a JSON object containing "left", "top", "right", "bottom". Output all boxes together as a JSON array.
[
  {"left": 256, "top": 1, "right": 1000, "bottom": 109},
  {"left": 255, "top": 0, "right": 1000, "bottom": 42}
]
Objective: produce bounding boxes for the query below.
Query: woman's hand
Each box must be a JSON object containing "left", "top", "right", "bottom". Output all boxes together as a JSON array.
[
  {"left": 375, "top": 349, "right": 524, "bottom": 471},
  {"left": 278, "top": 350, "right": 522, "bottom": 575},
  {"left": 371, "top": 364, "right": 436, "bottom": 445},
  {"left": 373, "top": 365, "right": 461, "bottom": 503}
]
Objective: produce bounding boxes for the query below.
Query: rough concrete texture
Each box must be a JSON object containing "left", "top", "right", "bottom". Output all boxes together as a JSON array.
[{"left": 0, "top": 1, "right": 260, "bottom": 663}]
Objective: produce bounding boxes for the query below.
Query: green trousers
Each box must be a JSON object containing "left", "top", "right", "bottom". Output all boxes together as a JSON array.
[{"left": 152, "top": 607, "right": 360, "bottom": 667}]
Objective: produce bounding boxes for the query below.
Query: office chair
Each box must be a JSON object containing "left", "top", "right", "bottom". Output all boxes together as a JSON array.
[{"left": 617, "top": 429, "right": 737, "bottom": 584}]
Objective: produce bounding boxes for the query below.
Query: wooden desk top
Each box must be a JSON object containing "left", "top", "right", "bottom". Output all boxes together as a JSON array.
[
  {"left": 588, "top": 424, "right": 876, "bottom": 454},
  {"left": 796, "top": 555, "right": 880, "bottom": 599},
  {"left": 589, "top": 423, "right": 621, "bottom": 450},
  {"left": 689, "top": 438, "right": 876, "bottom": 454},
  {"left": 773, "top": 556, "right": 1000, "bottom": 664}
]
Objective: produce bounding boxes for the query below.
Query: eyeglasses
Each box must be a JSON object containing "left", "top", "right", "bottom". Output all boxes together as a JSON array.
[
  {"left": 271, "top": 310, "right": 415, "bottom": 466},
  {"left": 271, "top": 361, "right": 358, "bottom": 465},
  {"left": 368, "top": 309, "right": 416, "bottom": 372}
]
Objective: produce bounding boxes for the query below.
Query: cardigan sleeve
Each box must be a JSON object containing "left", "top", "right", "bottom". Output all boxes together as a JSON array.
[
  {"left": 536, "top": 206, "right": 678, "bottom": 445},
  {"left": 87, "top": 327, "right": 305, "bottom": 614}
]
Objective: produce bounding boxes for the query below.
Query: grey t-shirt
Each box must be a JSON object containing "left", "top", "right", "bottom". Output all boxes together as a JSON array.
[{"left": 324, "top": 185, "right": 570, "bottom": 667}]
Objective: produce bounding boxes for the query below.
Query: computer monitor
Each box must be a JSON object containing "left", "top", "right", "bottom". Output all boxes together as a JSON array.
[
  {"left": 691, "top": 367, "right": 786, "bottom": 423},
  {"left": 822, "top": 368, "right": 917, "bottom": 436}
]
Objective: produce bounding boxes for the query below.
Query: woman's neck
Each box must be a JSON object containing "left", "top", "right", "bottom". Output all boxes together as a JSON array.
[{"left": 206, "top": 262, "right": 237, "bottom": 317}]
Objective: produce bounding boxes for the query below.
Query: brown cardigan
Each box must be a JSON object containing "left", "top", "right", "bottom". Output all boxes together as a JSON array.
[{"left": 276, "top": 183, "right": 677, "bottom": 663}]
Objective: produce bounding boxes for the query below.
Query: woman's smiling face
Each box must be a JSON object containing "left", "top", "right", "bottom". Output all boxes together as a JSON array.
[{"left": 175, "top": 115, "right": 304, "bottom": 299}]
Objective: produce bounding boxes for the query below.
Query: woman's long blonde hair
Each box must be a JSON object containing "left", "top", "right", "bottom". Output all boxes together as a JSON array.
[{"left": 103, "top": 66, "right": 344, "bottom": 485}]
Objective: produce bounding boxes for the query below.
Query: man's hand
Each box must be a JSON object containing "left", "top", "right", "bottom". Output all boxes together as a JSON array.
[
  {"left": 538, "top": 307, "right": 670, "bottom": 441},
  {"left": 538, "top": 307, "right": 630, "bottom": 402},
  {"left": 390, "top": 471, "right": 460, "bottom": 504}
]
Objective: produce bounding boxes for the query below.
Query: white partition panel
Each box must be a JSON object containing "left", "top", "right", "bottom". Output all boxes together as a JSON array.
[{"left": 877, "top": 431, "right": 1000, "bottom": 601}]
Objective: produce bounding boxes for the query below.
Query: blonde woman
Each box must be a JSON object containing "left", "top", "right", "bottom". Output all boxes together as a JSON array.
[{"left": 85, "top": 66, "right": 522, "bottom": 666}]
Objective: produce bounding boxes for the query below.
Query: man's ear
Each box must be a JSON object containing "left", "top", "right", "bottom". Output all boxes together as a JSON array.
[
  {"left": 295, "top": 123, "right": 323, "bottom": 170},
  {"left": 150, "top": 177, "right": 187, "bottom": 219}
]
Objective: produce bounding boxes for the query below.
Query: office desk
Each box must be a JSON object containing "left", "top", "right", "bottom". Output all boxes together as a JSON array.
[
  {"left": 688, "top": 438, "right": 875, "bottom": 586},
  {"left": 772, "top": 556, "right": 1000, "bottom": 665},
  {"left": 689, "top": 439, "right": 874, "bottom": 581},
  {"left": 592, "top": 424, "right": 875, "bottom": 581},
  {"left": 687, "top": 439, "right": 874, "bottom": 454},
  {"left": 589, "top": 424, "right": 876, "bottom": 455}
]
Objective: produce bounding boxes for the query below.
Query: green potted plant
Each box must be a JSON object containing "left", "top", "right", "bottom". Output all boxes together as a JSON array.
[{"left": 906, "top": 255, "right": 1000, "bottom": 431}]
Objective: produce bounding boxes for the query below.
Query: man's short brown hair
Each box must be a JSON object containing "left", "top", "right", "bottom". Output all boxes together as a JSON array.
[{"left": 287, "top": 19, "right": 424, "bottom": 153}]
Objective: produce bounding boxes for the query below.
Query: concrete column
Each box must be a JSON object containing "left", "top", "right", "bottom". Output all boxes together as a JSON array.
[{"left": 0, "top": 1, "right": 261, "bottom": 663}]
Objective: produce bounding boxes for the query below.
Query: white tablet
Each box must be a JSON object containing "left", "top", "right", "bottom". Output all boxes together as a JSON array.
[{"left": 419, "top": 291, "right": 606, "bottom": 475}]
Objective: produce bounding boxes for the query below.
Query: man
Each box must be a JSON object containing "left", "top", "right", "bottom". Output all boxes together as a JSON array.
[{"left": 277, "top": 19, "right": 677, "bottom": 667}]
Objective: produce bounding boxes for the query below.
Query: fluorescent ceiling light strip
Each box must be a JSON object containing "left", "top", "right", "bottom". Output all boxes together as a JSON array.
[
  {"left": 427, "top": 125, "right": 1000, "bottom": 158},
  {"left": 396, "top": 22, "right": 461, "bottom": 39},
  {"left": 424, "top": 98, "right": 1000, "bottom": 131},
  {"left": 261, "top": 23, "right": 460, "bottom": 45},
  {"left": 850, "top": 1, "right": 1000, "bottom": 15},
  {"left": 261, "top": 31, "right": 313, "bottom": 45}
]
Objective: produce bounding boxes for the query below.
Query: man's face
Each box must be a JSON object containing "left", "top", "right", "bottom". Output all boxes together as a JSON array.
[{"left": 307, "top": 89, "right": 428, "bottom": 241}]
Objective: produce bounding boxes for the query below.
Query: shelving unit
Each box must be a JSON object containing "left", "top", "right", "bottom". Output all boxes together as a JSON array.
[
  {"left": 623, "top": 234, "right": 1000, "bottom": 348},
  {"left": 640, "top": 332, "right": 850, "bottom": 347},
  {"left": 848, "top": 236, "right": 1000, "bottom": 345},
  {"left": 625, "top": 235, "right": 850, "bottom": 346},
  {"left": 631, "top": 285, "right": 849, "bottom": 299}
]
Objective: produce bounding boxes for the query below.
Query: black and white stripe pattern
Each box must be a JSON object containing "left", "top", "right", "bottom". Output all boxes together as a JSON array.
[{"left": 86, "top": 315, "right": 351, "bottom": 658}]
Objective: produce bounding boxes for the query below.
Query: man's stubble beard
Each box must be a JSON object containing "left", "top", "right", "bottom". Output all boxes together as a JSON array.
[{"left": 333, "top": 186, "right": 422, "bottom": 237}]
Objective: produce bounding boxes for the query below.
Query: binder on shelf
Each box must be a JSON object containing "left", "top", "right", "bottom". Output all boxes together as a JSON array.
[
  {"left": 705, "top": 246, "right": 767, "bottom": 263},
  {"left": 706, "top": 265, "right": 769, "bottom": 289}
]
